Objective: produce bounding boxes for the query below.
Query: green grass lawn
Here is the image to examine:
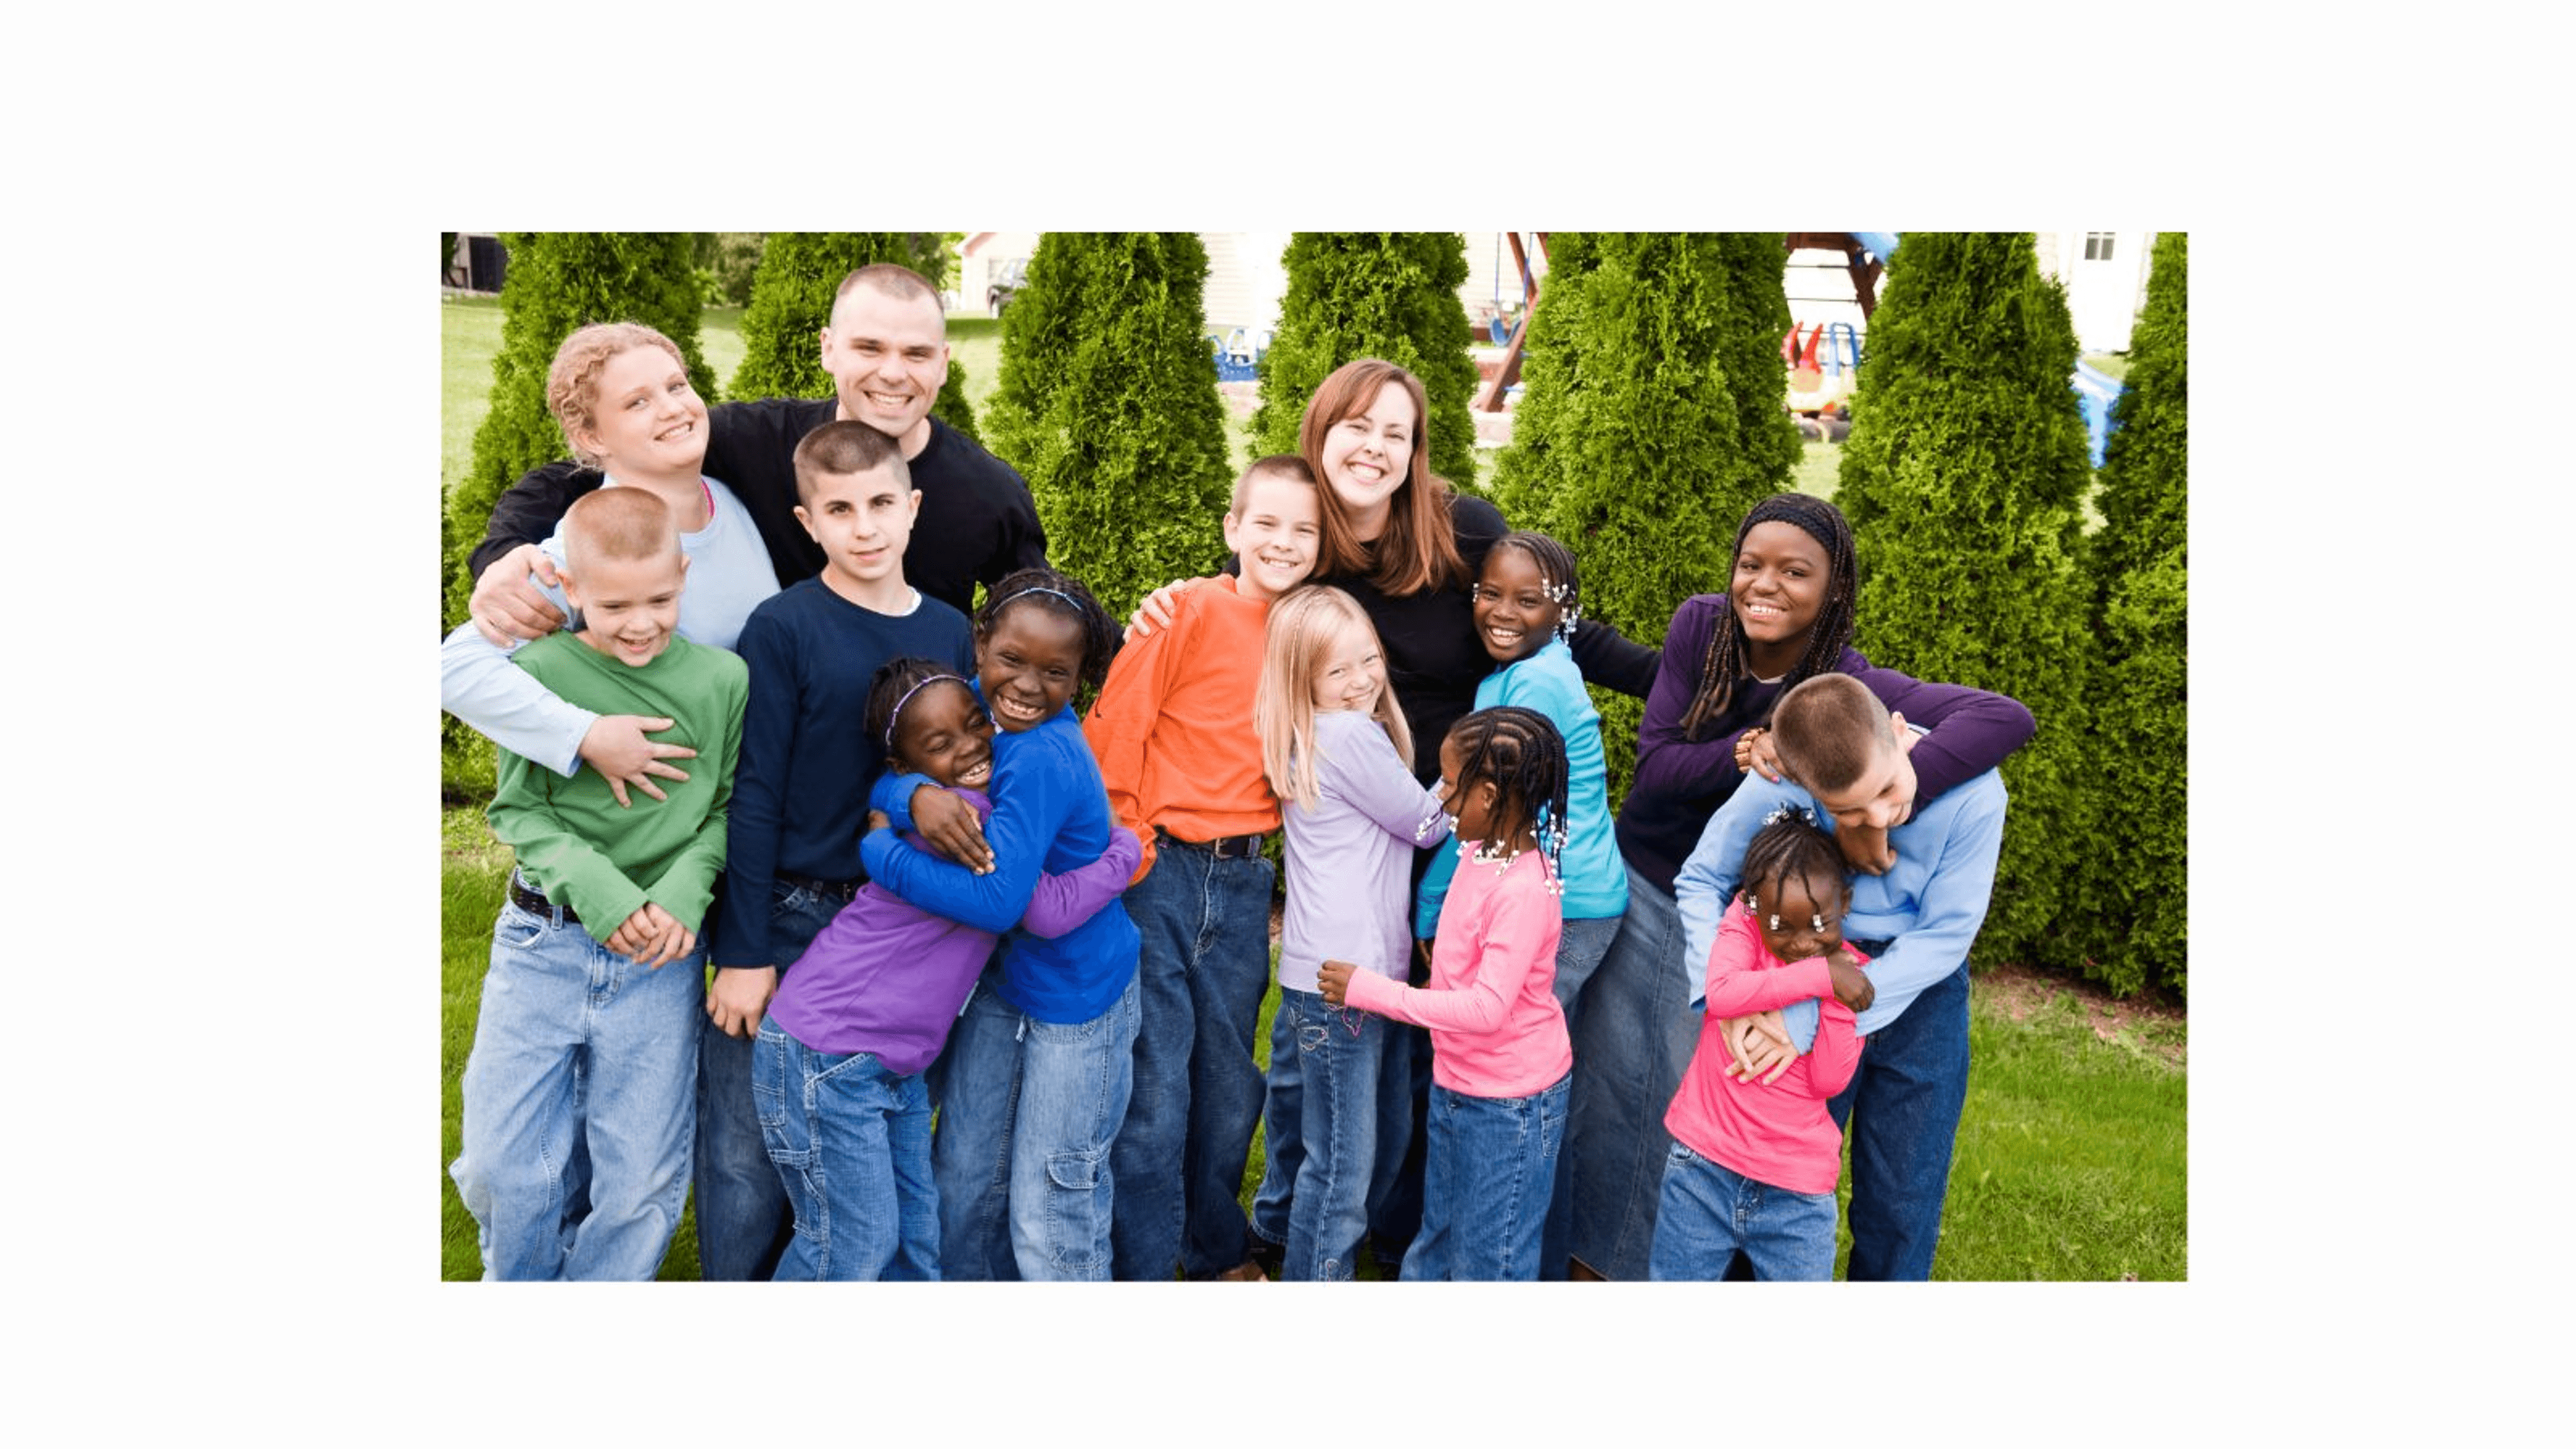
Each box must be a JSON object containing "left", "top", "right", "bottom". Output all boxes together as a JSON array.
[
  {"left": 439, "top": 294, "right": 2182, "bottom": 1282},
  {"left": 443, "top": 805, "right": 2182, "bottom": 1280}
]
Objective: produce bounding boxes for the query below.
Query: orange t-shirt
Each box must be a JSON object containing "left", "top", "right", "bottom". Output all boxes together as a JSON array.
[{"left": 1081, "top": 576, "right": 1279, "bottom": 879}]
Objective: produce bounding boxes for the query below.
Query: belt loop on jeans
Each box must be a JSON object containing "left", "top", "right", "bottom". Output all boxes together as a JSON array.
[
  {"left": 1159, "top": 828, "right": 1270, "bottom": 861},
  {"left": 777, "top": 870, "right": 862, "bottom": 903},
  {"left": 507, "top": 869, "right": 580, "bottom": 925},
  {"left": 1847, "top": 936, "right": 1894, "bottom": 956}
]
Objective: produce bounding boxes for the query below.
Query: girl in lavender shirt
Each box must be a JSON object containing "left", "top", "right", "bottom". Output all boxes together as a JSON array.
[
  {"left": 752, "top": 659, "right": 1142, "bottom": 1281},
  {"left": 1247, "top": 588, "right": 1450, "bottom": 1281}
]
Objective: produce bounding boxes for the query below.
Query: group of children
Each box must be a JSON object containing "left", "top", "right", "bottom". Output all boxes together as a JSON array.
[{"left": 445, "top": 318, "right": 2008, "bottom": 1284}]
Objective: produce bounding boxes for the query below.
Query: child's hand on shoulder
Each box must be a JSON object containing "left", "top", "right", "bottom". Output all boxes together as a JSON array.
[
  {"left": 866, "top": 809, "right": 893, "bottom": 837},
  {"left": 1318, "top": 959, "right": 1356, "bottom": 1007},
  {"left": 1826, "top": 947, "right": 1874, "bottom": 1013}
]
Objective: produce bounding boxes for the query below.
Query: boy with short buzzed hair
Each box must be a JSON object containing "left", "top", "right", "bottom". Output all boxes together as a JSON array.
[
  {"left": 1083, "top": 454, "right": 1322, "bottom": 1281},
  {"left": 449, "top": 487, "right": 747, "bottom": 1281},
  {"left": 696, "top": 418, "right": 977, "bottom": 1281},
  {"left": 1672, "top": 671, "right": 2009, "bottom": 1281}
]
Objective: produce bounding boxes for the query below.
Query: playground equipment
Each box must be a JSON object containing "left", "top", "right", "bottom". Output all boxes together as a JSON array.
[{"left": 1782, "top": 232, "right": 2126, "bottom": 465}]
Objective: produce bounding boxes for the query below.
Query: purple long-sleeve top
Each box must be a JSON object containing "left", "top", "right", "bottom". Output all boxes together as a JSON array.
[
  {"left": 1615, "top": 594, "right": 2035, "bottom": 898},
  {"left": 767, "top": 787, "right": 1142, "bottom": 1072}
]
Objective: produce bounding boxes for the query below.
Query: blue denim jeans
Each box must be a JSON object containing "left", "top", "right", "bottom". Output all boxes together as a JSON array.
[
  {"left": 450, "top": 898, "right": 703, "bottom": 1281},
  {"left": 1648, "top": 1142, "right": 1837, "bottom": 1281},
  {"left": 1538, "top": 912, "right": 1624, "bottom": 1281},
  {"left": 929, "top": 965, "right": 1024, "bottom": 1281},
  {"left": 694, "top": 879, "right": 844, "bottom": 1282},
  {"left": 1825, "top": 961, "right": 1971, "bottom": 1281},
  {"left": 935, "top": 967, "right": 1142, "bottom": 1281},
  {"left": 1562, "top": 866, "right": 1705, "bottom": 1280},
  {"left": 1401, "top": 1071, "right": 1570, "bottom": 1281},
  {"left": 1247, "top": 987, "right": 1410, "bottom": 1281},
  {"left": 753, "top": 1018, "right": 938, "bottom": 1281},
  {"left": 1108, "top": 841, "right": 1275, "bottom": 1281}
]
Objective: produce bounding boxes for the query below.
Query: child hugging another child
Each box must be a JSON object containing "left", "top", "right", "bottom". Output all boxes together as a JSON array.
[
  {"left": 751, "top": 659, "right": 1146, "bottom": 1281},
  {"left": 1323, "top": 706, "right": 1573, "bottom": 1281},
  {"left": 1249, "top": 586, "right": 1452, "bottom": 1281},
  {"left": 1653, "top": 805, "right": 1874, "bottom": 1281},
  {"left": 860, "top": 568, "right": 1137, "bottom": 1282},
  {"left": 449, "top": 488, "right": 748, "bottom": 1280}
]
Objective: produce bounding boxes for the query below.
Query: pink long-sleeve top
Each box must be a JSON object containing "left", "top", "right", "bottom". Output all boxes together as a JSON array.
[
  {"left": 1662, "top": 900, "right": 1868, "bottom": 1195},
  {"left": 1342, "top": 843, "right": 1568, "bottom": 1099}
]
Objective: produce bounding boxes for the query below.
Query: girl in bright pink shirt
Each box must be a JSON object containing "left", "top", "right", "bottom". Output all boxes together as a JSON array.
[
  {"left": 1653, "top": 806, "right": 1876, "bottom": 1280},
  {"left": 1323, "top": 705, "right": 1571, "bottom": 1280}
]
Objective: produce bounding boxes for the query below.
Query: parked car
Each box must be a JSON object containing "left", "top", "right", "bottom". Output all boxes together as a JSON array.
[{"left": 986, "top": 259, "right": 1029, "bottom": 316}]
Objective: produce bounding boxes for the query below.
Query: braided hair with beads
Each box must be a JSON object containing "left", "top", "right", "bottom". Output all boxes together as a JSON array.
[
  {"left": 1734, "top": 804, "right": 1846, "bottom": 926},
  {"left": 1483, "top": 529, "right": 1583, "bottom": 645},
  {"left": 1445, "top": 705, "right": 1572, "bottom": 892},
  {"left": 1678, "top": 492, "right": 1860, "bottom": 741}
]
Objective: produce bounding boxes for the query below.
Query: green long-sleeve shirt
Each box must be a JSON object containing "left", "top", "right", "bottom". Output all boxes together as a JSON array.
[{"left": 488, "top": 632, "right": 748, "bottom": 946}]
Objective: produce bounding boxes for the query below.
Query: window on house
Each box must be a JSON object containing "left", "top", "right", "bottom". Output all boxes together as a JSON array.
[{"left": 2084, "top": 232, "right": 2116, "bottom": 261}]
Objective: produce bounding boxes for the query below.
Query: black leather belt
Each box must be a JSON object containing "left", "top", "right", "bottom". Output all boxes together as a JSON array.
[
  {"left": 779, "top": 871, "right": 861, "bottom": 902},
  {"left": 508, "top": 871, "right": 578, "bottom": 924},
  {"left": 1165, "top": 830, "right": 1269, "bottom": 860}
]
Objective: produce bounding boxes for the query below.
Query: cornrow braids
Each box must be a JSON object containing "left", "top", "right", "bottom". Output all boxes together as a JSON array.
[
  {"left": 1735, "top": 804, "right": 1846, "bottom": 924},
  {"left": 1678, "top": 492, "right": 1861, "bottom": 741},
  {"left": 863, "top": 657, "right": 977, "bottom": 763},
  {"left": 1446, "top": 705, "right": 1572, "bottom": 892},
  {"left": 1487, "top": 529, "right": 1583, "bottom": 645},
  {"left": 974, "top": 566, "right": 1122, "bottom": 692}
]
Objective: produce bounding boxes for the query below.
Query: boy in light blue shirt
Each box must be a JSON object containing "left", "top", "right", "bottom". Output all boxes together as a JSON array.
[{"left": 1673, "top": 672, "right": 2006, "bottom": 1281}]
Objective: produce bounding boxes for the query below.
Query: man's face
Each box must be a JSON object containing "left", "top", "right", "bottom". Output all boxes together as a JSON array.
[{"left": 818, "top": 284, "right": 948, "bottom": 454}]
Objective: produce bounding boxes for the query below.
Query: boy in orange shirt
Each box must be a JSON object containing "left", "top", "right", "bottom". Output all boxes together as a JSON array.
[{"left": 1088, "top": 454, "right": 1320, "bottom": 1281}]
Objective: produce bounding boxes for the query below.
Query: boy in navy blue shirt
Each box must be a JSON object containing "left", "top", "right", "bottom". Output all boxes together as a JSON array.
[{"left": 696, "top": 420, "right": 976, "bottom": 1281}]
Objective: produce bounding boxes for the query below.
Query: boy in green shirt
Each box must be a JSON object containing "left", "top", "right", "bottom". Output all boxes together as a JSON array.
[{"left": 448, "top": 488, "right": 749, "bottom": 1280}]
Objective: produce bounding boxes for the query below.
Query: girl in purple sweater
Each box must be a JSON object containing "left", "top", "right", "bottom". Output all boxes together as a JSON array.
[
  {"left": 753, "top": 658, "right": 1142, "bottom": 1281},
  {"left": 1248, "top": 586, "right": 1451, "bottom": 1281}
]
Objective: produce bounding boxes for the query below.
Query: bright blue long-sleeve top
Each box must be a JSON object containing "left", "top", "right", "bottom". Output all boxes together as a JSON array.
[
  {"left": 1672, "top": 751, "right": 2006, "bottom": 1047},
  {"left": 1414, "top": 637, "right": 1627, "bottom": 934},
  {"left": 861, "top": 697, "right": 1139, "bottom": 1024}
]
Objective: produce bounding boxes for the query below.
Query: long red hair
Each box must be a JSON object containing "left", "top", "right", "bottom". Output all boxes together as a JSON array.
[{"left": 1299, "top": 359, "right": 1466, "bottom": 596}]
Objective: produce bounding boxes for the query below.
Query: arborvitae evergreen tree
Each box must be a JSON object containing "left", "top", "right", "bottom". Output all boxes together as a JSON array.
[
  {"left": 1487, "top": 232, "right": 1801, "bottom": 808},
  {"left": 441, "top": 231, "right": 709, "bottom": 798},
  {"left": 983, "top": 232, "right": 1234, "bottom": 623},
  {"left": 1249, "top": 233, "right": 1482, "bottom": 490},
  {"left": 728, "top": 231, "right": 978, "bottom": 442},
  {"left": 1834, "top": 233, "right": 2097, "bottom": 979},
  {"left": 2078, "top": 232, "right": 2187, "bottom": 997}
]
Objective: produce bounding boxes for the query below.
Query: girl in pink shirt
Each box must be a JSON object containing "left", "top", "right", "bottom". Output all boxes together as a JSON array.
[
  {"left": 1652, "top": 806, "right": 1876, "bottom": 1281},
  {"left": 1322, "top": 705, "right": 1572, "bottom": 1280}
]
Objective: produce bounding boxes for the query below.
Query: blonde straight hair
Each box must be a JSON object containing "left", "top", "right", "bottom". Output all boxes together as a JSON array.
[{"left": 1256, "top": 586, "right": 1413, "bottom": 814}]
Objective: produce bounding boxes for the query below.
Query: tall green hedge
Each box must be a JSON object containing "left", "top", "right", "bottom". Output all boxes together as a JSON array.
[
  {"left": 2078, "top": 233, "right": 2188, "bottom": 998},
  {"left": 983, "top": 232, "right": 1234, "bottom": 619},
  {"left": 440, "top": 231, "right": 710, "bottom": 800},
  {"left": 1487, "top": 233, "right": 1802, "bottom": 808},
  {"left": 1248, "top": 233, "right": 1482, "bottom": 490},
  {"left": 1834, "top": 233, "right": 2099, "bottom": 981},
  {"left": 728, "top": 231, "right": 979, "bottom": 443}
]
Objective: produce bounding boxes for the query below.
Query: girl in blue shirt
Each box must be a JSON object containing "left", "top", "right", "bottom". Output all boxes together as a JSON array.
[
  {"left": 1412, "top": 529, "right": 1625, "bottom": 1279},
  {"left": 858, "top": 568, "right": 1138, "bottom": 1281}
]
